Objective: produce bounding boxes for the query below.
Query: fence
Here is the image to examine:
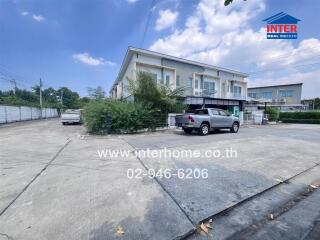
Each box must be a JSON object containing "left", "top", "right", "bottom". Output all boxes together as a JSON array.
[{"left": 0, "top": 105, "right": 59, "bottom": 124}]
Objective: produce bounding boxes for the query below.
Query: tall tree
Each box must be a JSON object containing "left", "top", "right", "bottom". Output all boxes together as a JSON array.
[
  {"left": 57, "top": 87, "right": 80, "bottom": 109},
  {"left": 87, "top": 86, "right": 106, "bottom": 100},
  {"left": 127, "top": 72, "right": 185, "bottom": 112}
]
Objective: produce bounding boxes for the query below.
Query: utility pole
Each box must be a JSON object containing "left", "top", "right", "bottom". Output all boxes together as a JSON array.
[
  {"left": 313, "top": 98, "right": 315, "bottom": 111},
  {"left": 11, "top": 79, "right": 17, "bottom": 94},
  {"left": 39, "top": 78, "right": 43, "bottom": 118},
  {"left": 39, "top": 78, "right": 43, "bottom": 107},
  {"left": 60, "top": 89, "right": 63, "bottom": 105}
]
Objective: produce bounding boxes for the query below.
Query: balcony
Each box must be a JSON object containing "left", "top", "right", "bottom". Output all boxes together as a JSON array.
[
  {"left": 185, "top": 88, "right": 247, "bottom": 100},
  {"left": 223, "top": 92, "right": 247, "bottom": 100}
]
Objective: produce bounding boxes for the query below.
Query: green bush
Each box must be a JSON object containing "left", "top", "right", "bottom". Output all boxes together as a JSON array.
[
  {"left": 266, "top": 107, "right": 279, "bottom": 121},
  {"left": 279, "top": 111, "right": 320, "bottom": 124},
  {"left": 84, "top": 100, "right": 163, "bottom": 134},
  {"left": 279, "top": 111, "right": 320, "bottom": 120},
  {"left": 280, "top": 119, "right": 320, "bottom": 124}
]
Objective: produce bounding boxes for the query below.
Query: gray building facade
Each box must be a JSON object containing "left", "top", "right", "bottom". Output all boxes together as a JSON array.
[
  {"left": 110, "top": 47, "right": 249, "bottom": 115},
  {"left": 248, "top": 83, "right": 303, "bottom": 104}
]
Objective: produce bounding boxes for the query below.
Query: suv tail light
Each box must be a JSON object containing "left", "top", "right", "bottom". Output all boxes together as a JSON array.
[{"left": 188, "top": 115, "right": 194, "bottom": 123}]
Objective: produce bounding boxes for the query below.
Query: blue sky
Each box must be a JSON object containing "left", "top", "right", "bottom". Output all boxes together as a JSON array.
[{"left": 1, "top": 0, "right": 320, "bottom": 98}]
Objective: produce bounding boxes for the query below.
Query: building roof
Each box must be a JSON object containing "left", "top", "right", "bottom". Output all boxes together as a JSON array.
[
  {"left": 248, "top": 83, "right": 303, "bottom": 90},
  {"left": 110, "top": 46, "right": 249, "bottom": 93},
  {"left": 263, "top": 12, "right": 301, "bottom": 24}
]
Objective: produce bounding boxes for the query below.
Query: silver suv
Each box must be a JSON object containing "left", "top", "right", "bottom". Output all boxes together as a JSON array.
[{"left": 175, "top": 108, "right": 240, "bottom": 135}]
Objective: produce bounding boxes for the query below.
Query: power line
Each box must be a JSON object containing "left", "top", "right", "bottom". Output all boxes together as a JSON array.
[
  {"left": 0, "top": 77, "right": 32, "bottom": 89},
  {"left": 0, "top": 65, "right": 50, "bottom": 89},
  {"left": 140, "top": 0, "right": 157, "bottom": 48},
  {"left": 0, "top": 64, "right": 37, "bottom": 85}
]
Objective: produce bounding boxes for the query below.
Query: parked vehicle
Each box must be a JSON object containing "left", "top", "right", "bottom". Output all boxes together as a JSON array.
[
  {"left": 175, "top": 108, "right": 240, "bottom": 135},
  {"left": 61, "top": 109, "right": 83, "bottom": 125}
]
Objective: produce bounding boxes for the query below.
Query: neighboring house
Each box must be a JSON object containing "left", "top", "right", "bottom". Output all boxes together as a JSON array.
[
  {"left": 247, "top": 83, "right": 306, "bottom": 111},
  {"left": 301, "top": 98, "right": 320, "bottom": 110},
  {"left": 110, "top": 47, "right": 248, "bottom": 115}
]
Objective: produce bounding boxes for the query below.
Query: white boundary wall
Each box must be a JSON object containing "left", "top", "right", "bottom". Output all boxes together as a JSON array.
[{"left": 0, "top": 105, "right": 58, "bottom": 124}]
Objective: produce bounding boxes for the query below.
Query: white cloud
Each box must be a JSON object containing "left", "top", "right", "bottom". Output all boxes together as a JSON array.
[
  {"left": 155, "top": 9, "right": 179, "bottom": 31},
  {"left": 21, "top": 11, "right": 29, "bottom": 16},
  {"left": 127, "top": 0, "right": 138, "bottom": 3},
  {"left": 72, "top": 53, "right": 116, "bottom": 67},
  {"left": 149, "top": 0, "right": 320, "bottom": 98},
  {"left": 32, "top": 14, "right": 45, "bottom": 22}
]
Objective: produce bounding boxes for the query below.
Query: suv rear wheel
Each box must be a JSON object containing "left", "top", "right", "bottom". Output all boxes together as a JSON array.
[
  {"left": 230, "top": 122, "right": 239, "bottom": 133},
  {"left": 199, "top": 123, "right": 209, "bottom": 136}
]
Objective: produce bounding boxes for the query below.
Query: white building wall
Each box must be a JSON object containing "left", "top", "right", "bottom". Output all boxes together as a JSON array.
[
  {"left": 135, "top": 54, "right": 162, "bottom": 66},
  {"left": 111, "top": 50, "right": 247, "bottom": 100},
  {"left": 203, "top": 69, "right": 218, "bottom": 77}
]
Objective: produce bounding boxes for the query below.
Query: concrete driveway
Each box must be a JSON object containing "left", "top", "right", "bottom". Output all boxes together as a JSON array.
[{"left": 0, "top": 119, "right": 319, "bottom": 240}]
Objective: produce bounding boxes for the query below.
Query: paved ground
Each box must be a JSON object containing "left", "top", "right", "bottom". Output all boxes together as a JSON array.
[{"left": 0, "top": 119, "right": 319, "bottom": 240}]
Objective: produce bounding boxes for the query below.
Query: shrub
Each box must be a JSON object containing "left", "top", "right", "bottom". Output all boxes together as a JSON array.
[
  {"left": 127, "top": 72, "right": 186, "bottom": 114},
  {"left": 279, "top": 111, "right": 320, "bottom": 120},
  {"left": 279, "top": 111, "right": 320, "bottom": 124},
  {"left": 84, "top": 100, "right": 162, "bottom": 134},
  {"left": 280, "top": 119, "right": 320, "bottom": 124},
  {"left": 266, "top": 107, "right": 279, "bottom": 121}
]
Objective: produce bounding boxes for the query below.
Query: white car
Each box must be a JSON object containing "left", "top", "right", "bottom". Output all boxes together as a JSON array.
[{"left": 61, "top": 109, "right": 83, "bottom": 125}]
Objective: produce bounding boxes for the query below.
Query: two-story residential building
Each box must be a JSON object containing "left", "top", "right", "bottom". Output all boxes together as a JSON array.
[
  {"left": 247, "top": 83, "right": 305, "bottom": 111},
  {"left": 110, "top": 47, "right": 248, "bottom": 115}
]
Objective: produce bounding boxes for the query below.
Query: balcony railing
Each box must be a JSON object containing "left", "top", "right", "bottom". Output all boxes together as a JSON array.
[{"left": 185, "top": 88, "right": 247, "bottom": 100}]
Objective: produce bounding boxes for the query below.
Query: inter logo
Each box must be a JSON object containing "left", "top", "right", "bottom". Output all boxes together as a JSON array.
[{"left": 263, "top": 12, "right": 301, "bottom": 39}]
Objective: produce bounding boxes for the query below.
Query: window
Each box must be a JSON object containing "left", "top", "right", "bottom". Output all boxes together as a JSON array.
[
  {"left": 195, "top": 79, "right": 199, "bottom": 89},
  {"left": 142, "top": 71, "right": 157, "bottom": 82},
  {"left": 233, "top": 86, "right": 242, "bottom": 97},
  {"left": 203, "top": 81, "right": 215, "bottom": 95},
  {"left": 219, "top": 110, "right": 228, "bottom": 116},
  {"left": 187, "top": 78, "right": 193, "bottom": 88},
  {"left": 176, "top": 75, "right": 180, "bottom": 86},
  {"left": 160, "top": 78, "right": 164, "bottom": 84},
  {"left": 195, "top": 109, "right": 208, "bottom": 115},
  {"left": 165, "top": 75, "right": 170, "bottom": 86},
  {"left": 279, "top": 90, "right": 293, "bottom": 97},
  {"left": 248, "top": 92, "right": 257, "bottom": 98},
  {"left": 210, "top": 109, "right": 219, "bottom": 115},
  {"left": 261, "top": 92, "right": 272, "bottom": 99}
]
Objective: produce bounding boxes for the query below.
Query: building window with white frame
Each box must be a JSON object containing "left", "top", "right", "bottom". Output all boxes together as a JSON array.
[
  {"left": 195, "top": 79, "right": 199, "bottom": 89},
  {"left": 248, "top": 92, "right": 257, "bottom": 98},
  {"left": 279, "top": 90, "right": 293, "bottom": 97},
  {"left": 165, "top": 75, "right": 170, "bottom": 86},
  {"left": 203, "top": 81, "right": 215, "bottom": 95},
  {"left": 233, "top": 86, "right": 242, "bottom": 97},
  {"left": 141, "top": 71, "right": 157, "bottom": 82},
  {"left": 261, "top": 91, "right": 272, "bottom": 99}
]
